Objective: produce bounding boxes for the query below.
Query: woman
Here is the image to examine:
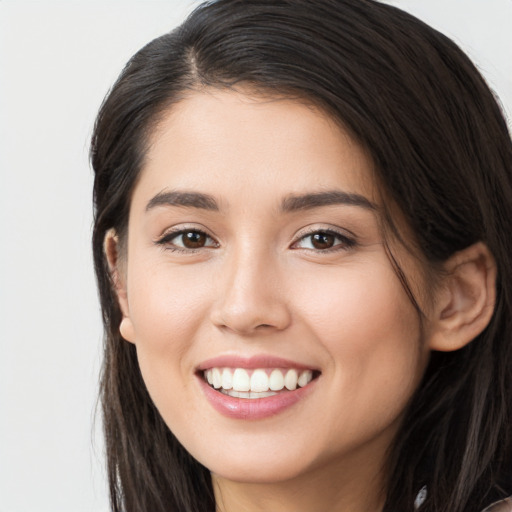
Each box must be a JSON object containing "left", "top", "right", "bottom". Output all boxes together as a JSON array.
[{"left": 90, "top": 0, "right": 512, "bottom": 510}]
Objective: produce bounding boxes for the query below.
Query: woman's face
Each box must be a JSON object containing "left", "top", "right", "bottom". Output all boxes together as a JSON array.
[{"left": 117, "top": 89, "right": 432, "bottom": 485}]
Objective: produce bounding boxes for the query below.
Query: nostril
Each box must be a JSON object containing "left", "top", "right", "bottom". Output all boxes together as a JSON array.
[{"left": 209, "top": 279, "right": 293, "bottom": 334}]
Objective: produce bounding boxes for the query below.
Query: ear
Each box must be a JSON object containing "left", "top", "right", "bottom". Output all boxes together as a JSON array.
[
  {"left": 104, "top": 229, "right": 136, "bottom": 344},
  {"left": 427, "top": 242, "right": 496, "bottom": 352}
]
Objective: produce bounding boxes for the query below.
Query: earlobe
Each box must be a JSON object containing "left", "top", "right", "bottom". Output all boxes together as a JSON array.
[
  {"left": 427, "top": 242, "right": 496, "bottom": 352},
  {"left": 119, "top": 316, "right": 136, "bottom": 343},
  {"left": 104, "top": 229, "right": 136, "bottom": 344}
]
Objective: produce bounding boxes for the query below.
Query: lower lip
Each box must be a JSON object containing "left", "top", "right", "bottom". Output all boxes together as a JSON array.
[{"left": 197, "top": 375, "right": 317, "bottom": 420}]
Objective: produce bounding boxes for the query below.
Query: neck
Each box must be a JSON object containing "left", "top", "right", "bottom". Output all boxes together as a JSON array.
[{"left": 212, "top": 446, "right": 388, "bottom": 512}]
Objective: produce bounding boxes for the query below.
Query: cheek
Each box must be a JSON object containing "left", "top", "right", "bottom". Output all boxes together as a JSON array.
[
  {"left": 128, "top": 258, "right": 210, "bottom": 340},
  {"left": 294, "top": 260, "right": 426, "bottom": 427},
  {"left": 296, "top": 259, "right": 420, "bottom": 344},
  {"left": 125, "top": 260, "right": 212, "bottom": 403}
]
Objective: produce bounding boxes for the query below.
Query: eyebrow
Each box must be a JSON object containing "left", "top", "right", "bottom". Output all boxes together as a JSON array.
[
  {"left": 146, "top": 190, "right": 219, "bottom": 212},
  {"left": 281, "top": 191, "right": 377, "bottom": 212},
  {"left": 145, "top": 189, "right": 376, "bottom": 213}
]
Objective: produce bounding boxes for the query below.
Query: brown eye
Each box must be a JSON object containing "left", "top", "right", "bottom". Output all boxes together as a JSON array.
[
  {"left": 181, "top": 231, "right": 207, "bottom": 248},
  {"left": 310, "top": 232, "right": 335, "bottom": 249},
  {"left": 292, "top": 229, "right": 356, "bottom": 252},
  {"left": 156, "top": 229, "right": 217, "bottom": 251}
]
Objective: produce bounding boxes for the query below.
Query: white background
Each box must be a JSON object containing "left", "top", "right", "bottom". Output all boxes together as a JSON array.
[{"left": 0, "top": 2, "right": 510, "bottom": 511}]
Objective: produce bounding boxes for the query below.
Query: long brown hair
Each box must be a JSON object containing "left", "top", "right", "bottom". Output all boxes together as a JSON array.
[{"left": 91, "top": 1, "right": 512, "bottom": 510}]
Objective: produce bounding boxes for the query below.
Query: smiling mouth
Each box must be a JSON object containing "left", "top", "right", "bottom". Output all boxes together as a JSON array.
[{"left": 202, "top": 367, "right": 320, "bottom": 399}]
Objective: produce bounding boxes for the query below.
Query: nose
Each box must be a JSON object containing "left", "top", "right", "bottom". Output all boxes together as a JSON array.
[{"left": 210, "top": 245, "right": 292, "bottom": 336}]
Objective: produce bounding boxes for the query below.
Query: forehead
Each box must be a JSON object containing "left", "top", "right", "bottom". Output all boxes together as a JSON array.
[{"left": 134, "top": 89, "right": 378, "bottom": 210}]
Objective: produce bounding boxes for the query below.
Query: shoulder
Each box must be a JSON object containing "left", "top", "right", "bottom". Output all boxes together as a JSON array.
[{"left": 481, "top": 497, "right": 512, "bottom": 512}]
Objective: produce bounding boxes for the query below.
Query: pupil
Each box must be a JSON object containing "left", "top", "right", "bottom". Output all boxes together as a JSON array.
[
  {"left": 183, "top": 231, "right": 206, "bottom": 248},
  {"left": 312, "top": 233, "right": 334, "bottom": 249}
]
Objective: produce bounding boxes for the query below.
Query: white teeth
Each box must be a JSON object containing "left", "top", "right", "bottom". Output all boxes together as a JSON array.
[
  {"left": 269, "top": 369, "right": 285, "bottom": 391},
  {"left": 221, "top": 368, "right": 233, "bottom": 390},
  {"left": 221, "top": 389, "right": 277, "bottom": 399},
  {"left": 204, "top": 367, "right": 316, "bottom": 394},
  {"left": 250, "top": 369, "right": 269, "bottom": 392},
  {"left": 232, "top": 368, "right": 250, "bottom": 392},
  {"left": 212, "top": 368, "right": 222, "bottom": 389},
  {"left": 284, "top": 369, "right": 298, "bottom": 390},
  {"left": 298, "top": 369, "right": 313, "bottom": 388}
]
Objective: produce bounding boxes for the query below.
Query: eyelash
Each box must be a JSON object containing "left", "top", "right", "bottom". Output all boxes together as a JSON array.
[
  {"left": 291, "top": 228, "right": 357, "bottom": 252},
  {"left": 155, "top": 227, "right": 218, "bottom": 253},
  {"left": 155, "top": 227, "right": 357, "bottom": 254}
]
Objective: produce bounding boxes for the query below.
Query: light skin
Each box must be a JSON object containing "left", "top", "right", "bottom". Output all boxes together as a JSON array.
[{"left": 105, "top": 89, "right": 496, "bottom": 512}]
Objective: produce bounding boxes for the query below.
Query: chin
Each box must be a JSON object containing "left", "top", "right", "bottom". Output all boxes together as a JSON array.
[
  {"left": 184, "top": 432, "right": 327, "bottom": 485},
  {"left": 208, "top": 456, "right": 312, "bottom": 485}
]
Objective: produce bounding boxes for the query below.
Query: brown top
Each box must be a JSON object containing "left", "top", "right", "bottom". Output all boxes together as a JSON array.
[{"left": 482, "top": 498, "right": 512, "bottom": 512}]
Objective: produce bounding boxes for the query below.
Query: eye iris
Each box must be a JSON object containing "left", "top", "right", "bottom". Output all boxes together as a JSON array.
[
  {"left": 182, "top": 231, "right": 206, "bottom": 248},
  {"left": 311, "top": 232, "right": 335, "bottom": 249}
]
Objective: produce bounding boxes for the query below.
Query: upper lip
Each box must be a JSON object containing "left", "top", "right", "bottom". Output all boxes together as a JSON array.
[{"left": 196, "top": 354, "right": 319, "bottom": 371}]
